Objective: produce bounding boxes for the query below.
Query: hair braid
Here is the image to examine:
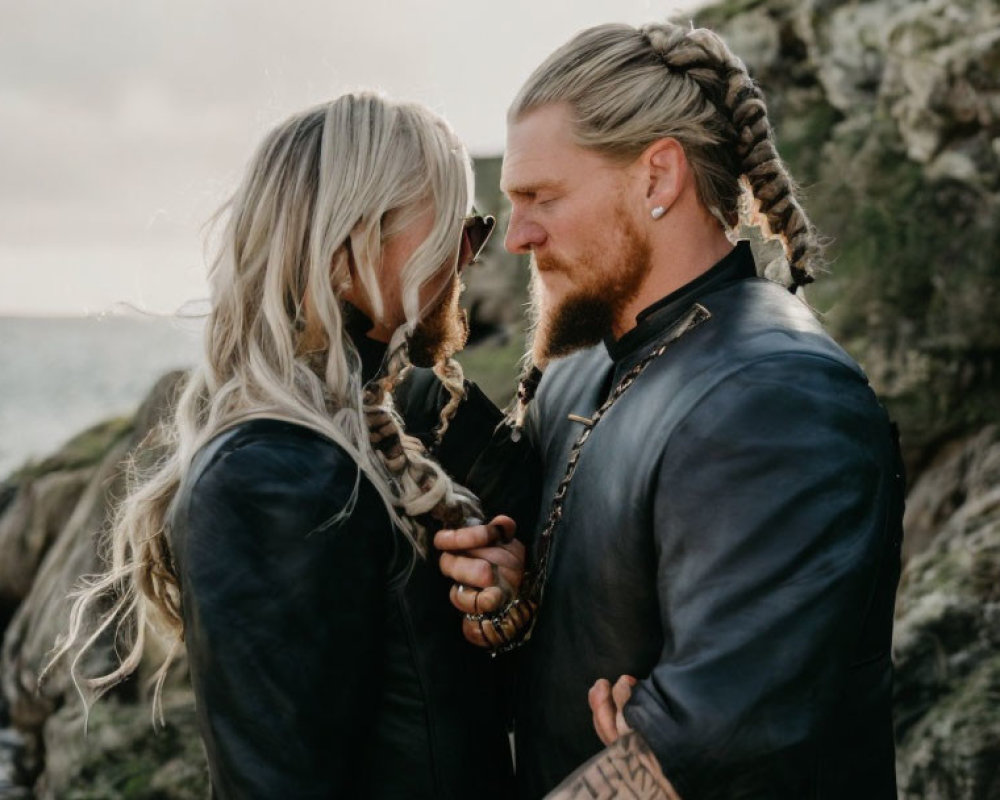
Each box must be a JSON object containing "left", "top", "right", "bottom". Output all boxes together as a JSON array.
[
  {"left": 363, "top": 339, "right": 482, "bottom": 551},
  {"left": 430, "top": 357, "right": 467, "bottom": 444},
  {"left": 642, "top": 23, "right": 820, "bottom": 288},
  {"left": 509, "top": 363, "right": 544, "bottom": 439}
]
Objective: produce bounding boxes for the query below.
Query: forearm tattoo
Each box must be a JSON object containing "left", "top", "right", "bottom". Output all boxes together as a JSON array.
[{"left": 546, "top": 731, "right": 681, "bottom": 799}]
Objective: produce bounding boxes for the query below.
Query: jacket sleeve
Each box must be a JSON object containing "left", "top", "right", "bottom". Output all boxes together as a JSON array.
[
  {"left": 622, "top": 354, "right": 904, "bottom": 800},
  {"left": 175, "top": 432, "right": 390, "bottom": 798}
]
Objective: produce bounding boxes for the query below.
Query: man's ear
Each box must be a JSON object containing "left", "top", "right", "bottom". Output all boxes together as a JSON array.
[{"left": 640, "top": 137, "right": 688, "bottom": 215}]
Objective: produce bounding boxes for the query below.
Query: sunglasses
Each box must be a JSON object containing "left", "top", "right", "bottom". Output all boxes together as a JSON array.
[{"left": 459, "top": 211, "right": 496, "bottom": 268}]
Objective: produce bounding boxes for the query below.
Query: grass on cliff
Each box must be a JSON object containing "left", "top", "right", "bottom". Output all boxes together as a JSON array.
[
  {"left": 456, "top": 330, "right": 528, "bottom": 409},
  {"left": 10, "top": 416, "right": 134, "bottom": 483}
]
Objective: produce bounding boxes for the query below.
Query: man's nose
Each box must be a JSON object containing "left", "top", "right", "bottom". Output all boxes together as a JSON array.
[{"left": 504, "top": 211, "right": 546, "bottom": 255}]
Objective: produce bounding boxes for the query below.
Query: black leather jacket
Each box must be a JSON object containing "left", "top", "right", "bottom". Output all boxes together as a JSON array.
[
  {"left": 515, "top": 243, "right": 904, "bottom": 799},
  {"left": 167, "top": 320, "right": 519, "bottom": 798}
]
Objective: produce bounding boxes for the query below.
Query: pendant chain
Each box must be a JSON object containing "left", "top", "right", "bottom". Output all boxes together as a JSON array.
[{"left": 524, "top": 302, "right": 712, "bottom": 609}]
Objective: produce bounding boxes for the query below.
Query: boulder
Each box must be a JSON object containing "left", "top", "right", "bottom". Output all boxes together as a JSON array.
[
  {"left": 35, "top": 690, "right": 207, "bottom": 800},
  {"left": 893, "top": 428, "right": 1000, "bottom": 798},
  {"left": 0, "top": 372, "right": 194, "bottom": 796},
  {"left": 694, "top": 0, "right": 1000, "bottom": 477}
]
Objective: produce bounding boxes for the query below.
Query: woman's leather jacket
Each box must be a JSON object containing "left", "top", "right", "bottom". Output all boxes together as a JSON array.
[{"left": 167, "top": 318, "right": 527, "bottom": 798}]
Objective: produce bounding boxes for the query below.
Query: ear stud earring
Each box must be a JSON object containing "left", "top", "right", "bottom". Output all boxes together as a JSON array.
[{"left": 651, "top": 206, "right": 666, "bottom": 220}]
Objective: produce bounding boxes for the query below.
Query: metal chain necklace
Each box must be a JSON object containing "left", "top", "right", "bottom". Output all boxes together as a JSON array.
[{"left": 470, "top": 302, "right": 711, "bottom": 654}]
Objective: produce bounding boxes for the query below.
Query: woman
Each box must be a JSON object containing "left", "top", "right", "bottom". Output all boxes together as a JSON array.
[{"left": 47, "top": 93, "right": 522, "bottom": 798}]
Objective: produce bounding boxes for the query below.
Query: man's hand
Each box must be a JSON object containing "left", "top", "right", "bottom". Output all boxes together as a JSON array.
[
  {"left": 589, "top": 674, "right": 637, "bottom": 745},
  {"left": 557, "top": 675, "right": 681, "bottom": 798},
  {"left": 545, "top": 731, "right": 682, "bottom": 800},
  {"left": 434, "top": 515, "right": 525, "bottom": 648}
]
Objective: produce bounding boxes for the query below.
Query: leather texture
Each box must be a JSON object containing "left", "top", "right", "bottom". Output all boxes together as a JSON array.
[
  {"left": 515, "top": 243, "right": 904, "bottom": 800},
  {"left": 168, "top": 356, "right": 517, "bottom": 798}
]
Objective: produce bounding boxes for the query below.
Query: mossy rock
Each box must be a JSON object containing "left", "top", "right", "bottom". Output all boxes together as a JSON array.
[
  {"left": 40, "top": 692, "right": 208, "bottom": 800},
  {"left": 893, "top": 457, "right": 1000, "bottom": 799},
  {"left": 897, "top": 653, "right": 1000, "bottom": 800},
  {"left": 9, "top": 418, "right": 133, "bottom": 484}
]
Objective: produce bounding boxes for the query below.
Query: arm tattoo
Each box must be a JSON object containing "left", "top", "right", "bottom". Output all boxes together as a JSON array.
[{"left": 546, "top": 731, "right": 681, "bottom": 799}]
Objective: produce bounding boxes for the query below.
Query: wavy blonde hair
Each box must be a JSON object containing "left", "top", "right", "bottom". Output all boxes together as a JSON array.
[{"left": 45, "top": 92, "right": 482, "bottom": 720}]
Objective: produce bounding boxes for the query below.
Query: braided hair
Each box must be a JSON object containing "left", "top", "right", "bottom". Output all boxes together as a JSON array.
[
  {"left": 509, "top": 21, "right": 822, "bottom": 291},
  {"left": 364, "top": 332, "right": 482, "bottom": 552},
  {"left": 503, "top": 21, "right": 823, "bottom": 436}
]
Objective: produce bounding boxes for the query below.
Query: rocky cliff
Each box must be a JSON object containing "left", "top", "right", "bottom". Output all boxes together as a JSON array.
[
  {"left": 697, "top": 0, "right": 1000, "bottom": 478},
  {"left": 2, "top": 0, "right": 998, "bottom": 797},
  {"left": 695, "top": 4, "right": 1000, "bottom": 793}
]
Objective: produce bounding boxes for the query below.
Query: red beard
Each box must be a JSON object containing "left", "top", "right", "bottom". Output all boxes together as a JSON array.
[
  {"left": 530, "top": 211, "right": 651, "bottom": 365},
  {"left": 407, "top": 274, "right": 469, "bottom": 368}
]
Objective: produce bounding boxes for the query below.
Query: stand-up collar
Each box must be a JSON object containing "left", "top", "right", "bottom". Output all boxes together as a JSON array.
[
  {"left": 604, "top": 241, "right": 757, "bottom": 363},
  {"left": 342, "top": 302, "right": 389, "bottom": 385}
]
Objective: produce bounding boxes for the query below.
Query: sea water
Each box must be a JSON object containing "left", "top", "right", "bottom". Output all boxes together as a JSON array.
[{"left": 0, "top": 315, "right": 204, "bottom": 479}]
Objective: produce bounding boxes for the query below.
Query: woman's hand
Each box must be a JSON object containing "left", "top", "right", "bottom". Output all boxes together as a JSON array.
[{"left": 434, "top": 515, "right": 525, "bottom": 647}]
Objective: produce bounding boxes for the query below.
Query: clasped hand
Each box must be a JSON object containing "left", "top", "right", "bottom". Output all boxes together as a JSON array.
[
  {"left": 589, "top": 674, "right": 636, "bottom": 745},
  {"left": 434, "top": 515, "right": 525, "bottom": 648}
]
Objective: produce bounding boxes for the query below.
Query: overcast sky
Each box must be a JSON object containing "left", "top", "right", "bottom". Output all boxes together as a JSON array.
[{"left": 1, "top": 0, "right": 705, "bottom": 316}]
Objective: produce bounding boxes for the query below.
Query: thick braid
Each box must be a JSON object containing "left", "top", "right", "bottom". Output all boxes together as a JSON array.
[
  {"left": 373, "top": 344, "right": 537, "bottom": 651},
  {"left": 363, "top": 341, "right": 482, "bottom": 551},
  {"left": 642, "top": 24, "right": 821, "bottom": 289}
]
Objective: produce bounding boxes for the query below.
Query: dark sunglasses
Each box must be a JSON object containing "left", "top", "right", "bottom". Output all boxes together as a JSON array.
[{"left": 459, "top": 211, "right": 496, "bottom": 268}]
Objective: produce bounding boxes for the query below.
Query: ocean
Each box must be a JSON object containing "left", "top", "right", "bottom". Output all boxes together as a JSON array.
[{"left": 0, "top": 315, "right": 205, "bottom": 480}]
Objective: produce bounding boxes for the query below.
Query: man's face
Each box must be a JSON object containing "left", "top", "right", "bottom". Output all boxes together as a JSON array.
[{"left": 501, "top": 103, "right": 651, "bottom": 364}]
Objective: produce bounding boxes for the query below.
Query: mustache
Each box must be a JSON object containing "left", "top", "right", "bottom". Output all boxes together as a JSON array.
[{"left": 531, "top": 252, "right": 568, "bottom": 274}]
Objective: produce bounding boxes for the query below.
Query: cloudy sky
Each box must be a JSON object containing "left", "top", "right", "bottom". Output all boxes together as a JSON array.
[{"left": 1, "top": 0, "right": 704, "bottom": 316}]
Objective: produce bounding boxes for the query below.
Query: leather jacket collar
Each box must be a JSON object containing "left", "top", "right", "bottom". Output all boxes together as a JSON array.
[{"left": 604, "top": 240, "right": 757, "bottom": 363}]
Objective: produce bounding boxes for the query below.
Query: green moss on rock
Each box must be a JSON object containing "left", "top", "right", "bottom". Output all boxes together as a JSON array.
[
  {"left": 11, "top": 417, "right": 133, "bottom": 483},
  {"left": 44, "top": 694, "right": 208, "bottom": 800}
]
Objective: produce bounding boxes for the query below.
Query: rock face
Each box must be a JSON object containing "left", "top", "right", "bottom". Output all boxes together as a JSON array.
[
  {"left": 698, "top": 0, "right": 1000, "bottom": 478},
  {"left": 0, "top": 372, "right": 206, "bottom": 798},
  {"left": 893, "top": 426, "right": 1000, "bottom": 800}
]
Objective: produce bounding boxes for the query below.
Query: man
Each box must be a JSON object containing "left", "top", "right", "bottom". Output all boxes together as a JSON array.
[{"left": 437, "top": 21, "right": 904, "bottom": 800}]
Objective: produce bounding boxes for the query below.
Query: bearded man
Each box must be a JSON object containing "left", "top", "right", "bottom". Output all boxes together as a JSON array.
[{"left": 437, "top": 22, "right": 904, "bottom": 800}]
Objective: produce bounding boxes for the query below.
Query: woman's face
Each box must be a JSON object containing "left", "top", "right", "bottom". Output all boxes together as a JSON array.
[{"left": 348, "top": 204, "right": 464, "bottom": 350}]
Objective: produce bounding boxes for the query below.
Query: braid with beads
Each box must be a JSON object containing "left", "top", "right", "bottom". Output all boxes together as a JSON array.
[
  {"left": 641, "top": 23, "right": 820, "bottom": 289},
  {"left": 509, "top": 362, "right": 544, "bottom": 440},
  {"left": 363, "top": 338, "right": 482, "bottom": 553}
]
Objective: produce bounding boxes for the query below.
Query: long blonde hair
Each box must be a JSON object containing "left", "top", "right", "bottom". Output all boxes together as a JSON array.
[{"left": 45, "top": 92, "right": 481, "bottom": 719}]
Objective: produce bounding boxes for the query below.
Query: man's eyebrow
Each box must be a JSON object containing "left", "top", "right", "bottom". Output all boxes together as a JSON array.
[{"left": 501, "top": 179, "right": 565, "bottom": 198}]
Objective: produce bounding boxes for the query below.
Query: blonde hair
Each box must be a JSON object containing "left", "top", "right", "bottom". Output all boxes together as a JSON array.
[
  {"left": 509, "top": 21, "right": 822, "bottom": 288},
  {"left": 45, "top": 92, "right": 481, "bottom": 720},
  {"left": 506, "top": 22, "right": 824, "bottom": 429}
]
